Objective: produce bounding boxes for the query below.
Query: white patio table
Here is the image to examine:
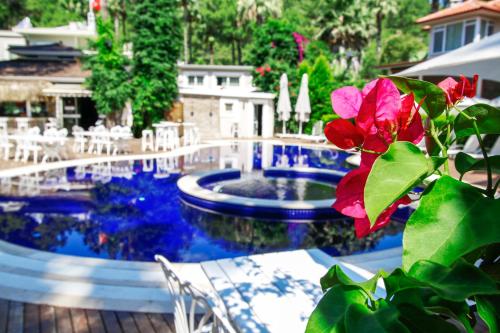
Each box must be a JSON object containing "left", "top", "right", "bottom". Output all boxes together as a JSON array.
[
  {"left": 152, "top": 122, "right": 181, "bottom": 150},
  {"left": 7, "top": 134, "right": 67, "bottom": 163}
]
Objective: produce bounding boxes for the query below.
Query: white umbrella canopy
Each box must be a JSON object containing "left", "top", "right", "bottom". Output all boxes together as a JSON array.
[
  {"left": 295, "top": 73, "right": 311, "bottom": 135},
  {"left": 277, "top": 73, "right": 292, "bottom": 134}
]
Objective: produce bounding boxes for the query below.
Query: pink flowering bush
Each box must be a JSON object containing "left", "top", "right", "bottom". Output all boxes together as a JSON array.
[{"left": 306, "top": 76, "right": 500, "bottom": 332}]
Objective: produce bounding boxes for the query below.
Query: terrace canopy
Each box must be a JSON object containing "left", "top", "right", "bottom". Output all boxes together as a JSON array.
[{"left": 397, "top": 32, "right": 500, "bottom": 98}]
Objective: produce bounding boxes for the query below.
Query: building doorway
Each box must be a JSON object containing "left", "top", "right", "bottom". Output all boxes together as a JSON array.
[
  {"left": 253, "top": 104, "right": 263, "bottom": 136},
  {"left": 62, "top": 97, "right": 97, "bottom": 131},
  {"left": 79, "top": 97, "right": 98, "bottom": 129}
]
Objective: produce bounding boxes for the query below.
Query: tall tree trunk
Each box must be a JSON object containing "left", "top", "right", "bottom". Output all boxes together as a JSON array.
[
  {"left": 209, "top": 42, "right": 214, "bottom": 65},
  {"left": 375, "top": 10, "right": 383, "bottom": 56},
  {"left": 182, "top": 0, "right": 189, "bottom": 63},
  {"left": 237, "top": 39, "right": 242, "bottom": 65},
  {"left": 101, "top": 0, "right": 109, "bottom": 20},
  {"left": 114, "top": 14, "right": 120, "bottom": 36},
  {"left": 431, "top": 0, "right": 439, "bottom": 13},
  {"left": 231, "top": 40, "right": 235, "bottom": 64},
  {"left": 121, "top": 0, "right": 127, "bottom": 39}
]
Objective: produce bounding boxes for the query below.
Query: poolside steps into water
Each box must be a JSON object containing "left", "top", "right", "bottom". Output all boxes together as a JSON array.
[{"left": 0, "top": 238, "right": 402, "bottom": 314}]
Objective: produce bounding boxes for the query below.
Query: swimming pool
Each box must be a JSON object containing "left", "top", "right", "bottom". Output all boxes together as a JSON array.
[{"left": 0, "top": 142, "right": 407, "bottom": 263}]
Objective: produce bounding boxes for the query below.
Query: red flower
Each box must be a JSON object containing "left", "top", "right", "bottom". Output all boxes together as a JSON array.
[
  {"left": 325, "top": 78, "right": 423, "bottom": 237},
  {"left": 438, "top": 75, "right": 478, "bottom": 105},
  {"left": 256, "top": 67, "right": 265, "bottom": 76},
  {"left": 92, "top": 0, "right": 101, "bottom": 11},
  {"left": 332, "top": 167, "right": 412, "bottom": 238}
]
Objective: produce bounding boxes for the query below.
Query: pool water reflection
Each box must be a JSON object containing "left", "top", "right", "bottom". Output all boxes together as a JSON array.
[{"left": 0, "top": 142, "right": 406, "bottom": 262}]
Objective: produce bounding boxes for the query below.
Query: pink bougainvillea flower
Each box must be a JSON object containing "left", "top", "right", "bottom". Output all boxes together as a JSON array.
[
  {"left": 325, "top": 119, "right": 364, "bottom": 150},
  {"left": 325, "top": 79, "right": 423, "bottom": 237},
  {"left": 438, "top": 74, "right": 478, "bottom": 105},
  {"left": 353, "top": 195, "right": 412, "bottom": 238},
  {"left": 356, "top": 78, "right": 401, "bottom": 137},
  {"left": 331, "top": 86, "right": 363, "bottom": 119},
  {"left": 332, "top": 167, "right": 369, "bottom": 219}
]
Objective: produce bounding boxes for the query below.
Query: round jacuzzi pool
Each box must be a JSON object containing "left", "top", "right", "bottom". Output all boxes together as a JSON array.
[{"left": 0, "top": 142, "right": 410, "bottom": 262}]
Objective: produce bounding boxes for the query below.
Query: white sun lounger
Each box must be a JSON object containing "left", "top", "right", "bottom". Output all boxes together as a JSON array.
[{"left": 201, "top": 249, "right": 387, "bottom": 333}]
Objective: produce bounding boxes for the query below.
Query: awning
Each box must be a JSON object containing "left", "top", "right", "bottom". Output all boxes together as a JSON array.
[
  {"left": 397, "top": 32, "right": 500, "bottom": 82},
  {"left": 0, "top": 79, "right": 51, "bottom": 101},
  {"left": 42, "top": 83, "right": 92, "bottom": 97}
]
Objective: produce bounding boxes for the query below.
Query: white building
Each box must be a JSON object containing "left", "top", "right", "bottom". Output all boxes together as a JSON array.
[
  {"left": 178, "top": 64, "right": 275, "bottom": 139},
  {"left": 0, "top": 30, "right": 26, "bottom": 61}
]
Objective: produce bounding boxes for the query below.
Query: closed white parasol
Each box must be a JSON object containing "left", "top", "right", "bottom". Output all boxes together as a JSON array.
[
  {"left": 294, "top": 74, "right": 311, "bottom": 135},
  {"left": 277, "top": 73, "right": 292, "bottom": 134}
]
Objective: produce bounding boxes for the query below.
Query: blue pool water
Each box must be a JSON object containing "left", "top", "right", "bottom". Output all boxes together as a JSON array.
[{"left": 0, "top": 142, "right": 407, "bottom": 262}]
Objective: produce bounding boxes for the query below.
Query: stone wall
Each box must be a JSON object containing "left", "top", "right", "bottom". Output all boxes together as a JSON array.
[{"left": 181, "top": 95, "right": 221, "bottom": 139}]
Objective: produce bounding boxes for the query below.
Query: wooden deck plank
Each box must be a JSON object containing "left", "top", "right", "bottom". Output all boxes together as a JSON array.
[
  {"left": 85, "top": 310, "right": 105, "bottom": 333},
  {"left": 55, "top": 307, "right": 73, "bottom": 333},
  {"left": 132, "top": 313, "right": 154, "bottom": 333},
  {"left": 7, "top": 301, "right": 24, "bottom": 333},
  {"left": 100, "top": 311, "right": 121, "bottom": 333},
  {"left": 115, "top": 312, "right": 139, "bottom": 333},
  {"left": 162, "top": 314, "right": 176, "bottom": 332},
  {"left": 24, "top": 303, "right": 40, "bottom": 333},
  {"left": 201, "top": 261, "right": 268, "bottom": 333},
  {"left": 148, "top": 314, "right": 173, "bottom": 333},
  {"left": 39, "top": 305, "right": 56, "bottom": 333},
  {"left": 70, "top": 309, "right": 89, "bottom": 333},
  {"left": 0, "top": 299, "right": 9, "bottom": 333}
]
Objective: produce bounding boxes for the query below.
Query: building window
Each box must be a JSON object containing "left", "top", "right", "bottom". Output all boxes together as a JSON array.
[
  {"left": 432, "top": 27, "right": 445, "bottom": 54},
  {"left": 229, "top": 77, "right": 240, "bottom": 86},
  {"left": 445, "top": 22, "right": 463, "bottom": 51},
  {"left": 0, "top": 102, "right": 26, "bottom": 117},
  {"left": 225, "top": 103, "right": 233, "bottom": 112},
  {"left": 480, "top": 20, "right": 494, "bottom": 38},
  {"left": 187, "top": 75, "right": 204, "bottom": 86},
  {"left": 464, "top": 21, "right": 476, "bottom": 45},
  {"left": 217, "top": 76, "right": 240, "bottom": 87},
  {"left": 30, "top": 102, "right": 48, "bottom": 117}
]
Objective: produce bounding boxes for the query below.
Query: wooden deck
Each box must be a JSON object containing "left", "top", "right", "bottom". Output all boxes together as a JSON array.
[{"left": 0, "top": 299, "right": 175, "bottom": 333}]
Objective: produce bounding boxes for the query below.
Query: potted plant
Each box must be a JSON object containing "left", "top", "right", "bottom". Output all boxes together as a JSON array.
[{"left": 306, "top": 76, "right": 499, "bottom": 332}]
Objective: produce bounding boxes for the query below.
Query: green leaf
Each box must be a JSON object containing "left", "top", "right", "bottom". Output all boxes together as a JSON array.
[
  {"left": 382, "top": 269, "right": 425, "bottom": 299},
  {"left": 365, "top": 142, "right": 432, "bottom": 225},
  {"left": 387, "top": 76, "right": 447, "bottom": 118},
  {"left": 320, "top": 265, "right": 382, "bottom": 295},
  {"left": 455, "top": 154, "right": 500, "bottom": 178},
  {"left": 391, "top": 288, "right": 473, "bottom": 332},
  {"left": 344, "top": 301, "right": 409, "bottom": 333},
  {"left": 408, "top": 259, "right": 499, "bottom": 302},
  {"left": 454, "top": 104, "right": 500, "bottom": 138},
  {"left": 305, "top": 285, "right": 367, "bottom": 333},
  {"left": 397, "top": 304, "right": 459, "bottom": 333},
  {"left": 455, "top": 152, "right": 478, "bottom": 177},
  {"left": 403, "top": 175, "right": 500, "bottom": 270},
  {"left": 476, "top": 295, "right": 500, "bottom": 333}
]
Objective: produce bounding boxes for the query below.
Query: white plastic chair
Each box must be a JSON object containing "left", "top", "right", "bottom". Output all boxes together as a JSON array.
[
  {"left": 155, "top": 255, "right": 237, "bottom": 333},
  {"left": 15, "top": 127, "right": 42, "bottom": 163},
  {"left": 142, "top": 129, "right": 154, "bottom": 152},
  {"left": 72, "top": 126, "right": 87, "bottom": 153},
  {"left": 0, "top": 132, "right": 12, "bottom": 160}
]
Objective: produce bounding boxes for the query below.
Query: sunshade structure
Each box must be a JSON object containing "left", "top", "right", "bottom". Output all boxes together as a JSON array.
[
  {"left": 398, "top": 32, "right": 500, "bottom": 84},
  {"left": 277, "top": 73, "right": 292, "bottom": 134},
  {"left": 295, "top": 74, "right": 311, "bottom": 135}
]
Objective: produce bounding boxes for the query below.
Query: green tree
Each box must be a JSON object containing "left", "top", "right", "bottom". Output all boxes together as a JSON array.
[
  {"left": 130, "top": 0, "right": 182, "bottom": 130},
  {"left": 314, "top": 0, "right": 375, "bottom": 53},
  {"left": 84, "top": 17, "right": 132, "bottom": 124},
  {"left": 25, "top": 0, "right": 87, "bottom": 27},
  {"left": 306, "top": 55, "right": 334, "bottom": 134},
  {"left": 0, "top": 0, "right": 27, "bottom": 29}
]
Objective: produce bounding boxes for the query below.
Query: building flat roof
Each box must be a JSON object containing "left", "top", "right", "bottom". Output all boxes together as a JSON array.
[
  {"left": 180, "top": 87, "right": 274, "bottom": 100},
  {"left": 417, "top": 0, "right": 500, "bottom": 24},
  {"left": 178, "top": 63, "right": 254, "bottom": 72}
]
